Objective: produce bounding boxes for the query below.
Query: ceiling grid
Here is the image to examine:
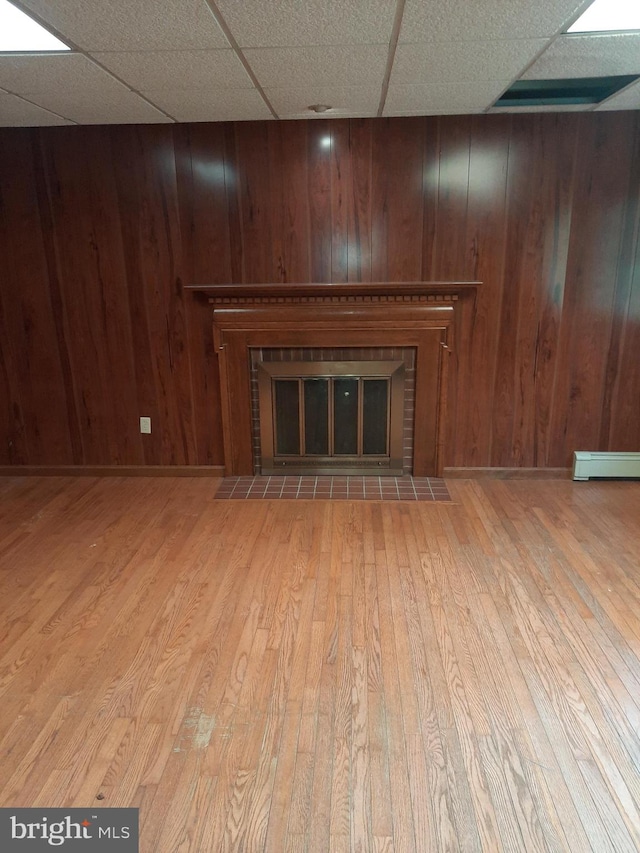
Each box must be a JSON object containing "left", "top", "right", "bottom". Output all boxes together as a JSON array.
[{"left": 0, "top": 0, "right": 638, "bottom": 126}]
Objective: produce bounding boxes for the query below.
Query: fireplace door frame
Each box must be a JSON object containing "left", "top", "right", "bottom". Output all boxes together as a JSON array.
[{"left": 258, "top": 359, "right": 406, "bottom": 475}]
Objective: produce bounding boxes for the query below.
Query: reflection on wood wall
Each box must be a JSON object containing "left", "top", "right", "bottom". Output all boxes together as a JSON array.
[{"left": 0, "top": 113, "right": 638, "bottom": 468}]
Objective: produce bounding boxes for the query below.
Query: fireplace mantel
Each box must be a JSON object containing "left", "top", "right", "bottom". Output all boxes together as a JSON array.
[{"left": 186, "top": 280, "right": 480, "bottom": 304}]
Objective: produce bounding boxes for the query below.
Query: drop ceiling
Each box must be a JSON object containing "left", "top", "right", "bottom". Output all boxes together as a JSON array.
[{"left": 0, "top": 0, "right": 639, "bottom": 127}]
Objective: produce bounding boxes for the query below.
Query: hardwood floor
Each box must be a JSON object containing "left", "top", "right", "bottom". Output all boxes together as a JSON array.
[{"left": 0, "top": 475, "right": 639, "bottom": 852}]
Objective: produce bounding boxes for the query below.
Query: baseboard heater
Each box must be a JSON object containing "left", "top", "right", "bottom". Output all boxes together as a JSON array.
[{"left": 573, "top": 451, "right": 640, "bottom": 481}]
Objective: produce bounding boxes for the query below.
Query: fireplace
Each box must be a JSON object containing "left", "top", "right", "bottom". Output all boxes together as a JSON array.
[{"left": 185, "top": 281, "right": 480, "bottom": 477}]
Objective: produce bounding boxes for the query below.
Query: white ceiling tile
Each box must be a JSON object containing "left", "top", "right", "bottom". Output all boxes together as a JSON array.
[
  {"left": 18, "top": 0, "right": 229, "bottom": 50},
  {"left": 597, "top": 79, "right": 640, "bottom": 111},
  {"left": 265, "top": 86, "right": 380, "bottom": 118},
  {"left": 0, "top": 89, "right": 73, "bottom": 126},
  {"left": 92, "top": 50, "right": 253, "bottom": 90},
  {"left": 142, "top": 87, "right": 273, "bottom": 122},
  {"left": 1, "top": 55, "right": 172, "bottom": 122},
  {"left": 0, "top": 54, "right": 116, "bottom": 95},
  {"left": 245, "top": 44, "right": 388, "bottom": 88},
  {"left": 214, "top": 0, "right": 396, "bottom": 47},
  {"left": 384, "top": 81, "right": 509, "bottom": 115},
  {"left": 400, "top": 0, "right": 586, "bottom": 41},
  {"left": 24, "top": 87, "right": 173, "bottom": 124},
  {"left": 392, "top": 39, "right": 547, "bottom": 85},
  {"left": 523, "top": 33, "right": 640, "bottom": 79}
]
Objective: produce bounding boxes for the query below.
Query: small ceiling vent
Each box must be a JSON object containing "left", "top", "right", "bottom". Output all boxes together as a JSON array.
[{"left": 494, "top": 75, "right": 639, "bottom": 107}]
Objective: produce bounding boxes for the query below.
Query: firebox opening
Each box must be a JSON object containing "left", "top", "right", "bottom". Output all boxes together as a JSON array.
[{"left": 257, "top": 360, "right": 406, "bottom": 476}]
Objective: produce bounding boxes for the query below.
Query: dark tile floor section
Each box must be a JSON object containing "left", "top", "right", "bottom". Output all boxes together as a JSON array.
[{"left": 214, "top": 475, "right": 451, "bottom": 502}]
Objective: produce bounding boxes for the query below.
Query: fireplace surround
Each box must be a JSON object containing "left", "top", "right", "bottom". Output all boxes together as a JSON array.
[{"left": 186, "top": 282, "right": 480, "bottom": 477}]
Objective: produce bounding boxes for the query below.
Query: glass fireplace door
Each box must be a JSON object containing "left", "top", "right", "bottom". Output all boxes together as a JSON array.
[{"left": 259, "top": 361, "right": 405, "bottom": 475}]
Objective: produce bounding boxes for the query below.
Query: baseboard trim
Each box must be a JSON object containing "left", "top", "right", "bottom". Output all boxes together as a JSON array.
[
  {"left": 573, "top": 451, "right": 640, "bottom": 481},
  {"left": 443, "top": 467, "right": 572, "bottom": 479},
  {"left": 0, "top": 465, "right": 225, "bottom": 478}
]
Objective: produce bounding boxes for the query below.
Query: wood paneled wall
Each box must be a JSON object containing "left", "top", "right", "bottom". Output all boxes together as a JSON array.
[{"left": 1, "top": 113, "right": 639, "bottom": 469}]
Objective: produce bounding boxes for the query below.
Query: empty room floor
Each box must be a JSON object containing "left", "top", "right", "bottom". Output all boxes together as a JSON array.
[{"left": 0, "top": 475, "right": 639, "bottom": 852}]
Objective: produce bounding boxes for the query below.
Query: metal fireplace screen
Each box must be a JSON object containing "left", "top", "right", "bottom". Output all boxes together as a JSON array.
[{"left": 257, "top": 360, "right": 405, "bottom": 475}]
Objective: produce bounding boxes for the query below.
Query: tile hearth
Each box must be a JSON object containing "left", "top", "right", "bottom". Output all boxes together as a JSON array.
[{"left": 214, "top": 476, "right": 451, "bottom": 502}]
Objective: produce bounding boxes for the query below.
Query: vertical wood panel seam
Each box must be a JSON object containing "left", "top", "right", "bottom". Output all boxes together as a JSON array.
[
  {"left": 306, "top": 122, "right": 312, "bottom": 284},
  {"left": 0, "top": 138, "right": 29, "bottom": 462},
  {"left": 487, "top": 115, "right": 514, "bottom": 466},
  {"left": 0, "top": 285, "right": 28, "bottom": 461},
  {"left": 32, "top": 128, "right": 84, "bottom": 464},
  {"left": 229, "top": 123, "right": 245, "bottom": 283},
  {"left": 136, "top": 128, "right": 161, "bottom": 465},
  {"left": 176, "top": 125, "right": 200, "bottom": 463},
  {"left": 546, "top": 116, "right": 580, "bottom": 464},
  {"left": 598, "top": 114, "right": 640, "bottom": 450},
  {"left": 368, "top": 120, "right": 374, "bottom": 284}
]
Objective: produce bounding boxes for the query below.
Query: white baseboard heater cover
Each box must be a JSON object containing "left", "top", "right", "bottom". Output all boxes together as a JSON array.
[{"left": 573, "top": 451, "right": 640, "bottom": 481}]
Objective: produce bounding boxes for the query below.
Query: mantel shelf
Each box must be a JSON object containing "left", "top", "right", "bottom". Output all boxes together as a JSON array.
[{"left": 185, "top": 281, "right": 481, "bottom": 302}]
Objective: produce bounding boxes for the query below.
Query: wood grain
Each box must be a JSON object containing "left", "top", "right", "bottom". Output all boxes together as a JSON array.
[
  {"left": 0, "top": 113, "right": 639, "bottom": 470},
  {"left": 1, "top": 474, "right": 639, "bottom": 851}
]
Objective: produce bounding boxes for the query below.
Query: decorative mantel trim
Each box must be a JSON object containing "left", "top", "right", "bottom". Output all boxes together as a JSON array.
[{"left": 185, "top": 281, "right": 480, "bottom": 305}]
